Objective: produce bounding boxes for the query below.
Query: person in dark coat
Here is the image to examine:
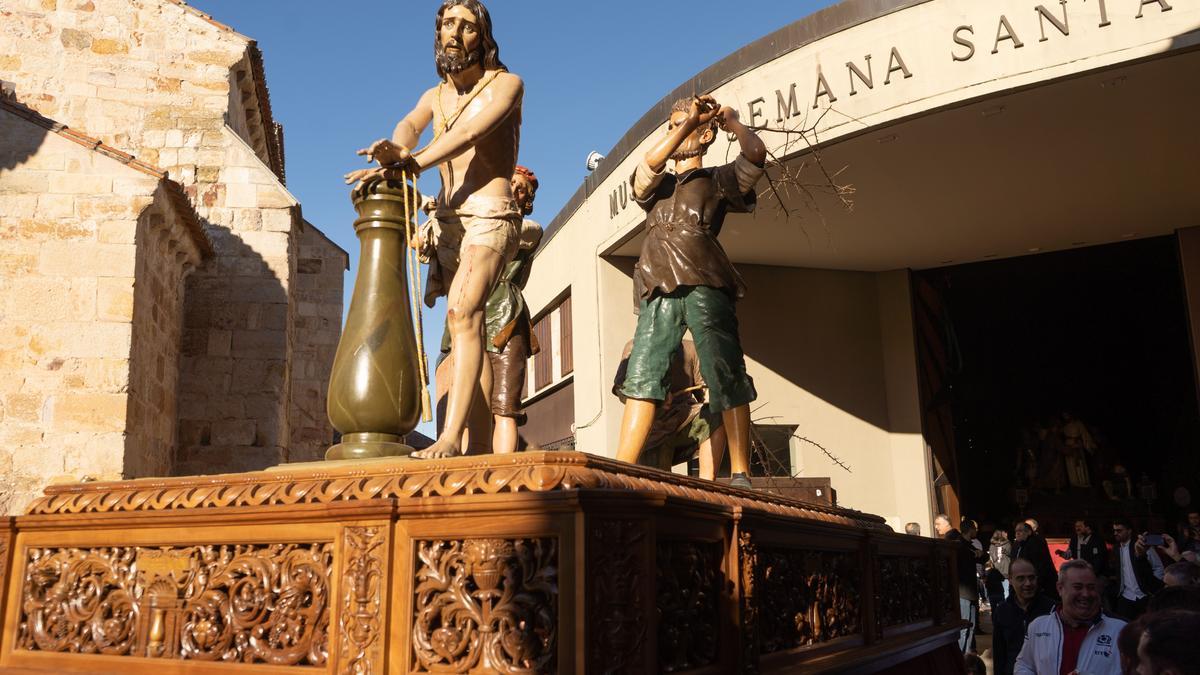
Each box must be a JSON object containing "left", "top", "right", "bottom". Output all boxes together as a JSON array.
[
  {"left": 1012, "top": 521, "right": 1058, "bottom": 601},
  {"left": 935, "top": 513, "right": 981, "bottom": 652},
  {"left": 992, "top": 558, "right": 1055, "bottom": 675},
  {"left": 1056, "top": 519, "right": 1109, "bottom": 577}
]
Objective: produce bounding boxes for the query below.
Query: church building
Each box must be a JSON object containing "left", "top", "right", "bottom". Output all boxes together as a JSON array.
[{"left": 0, "top": 0, "right": 346, "bottom": 514}]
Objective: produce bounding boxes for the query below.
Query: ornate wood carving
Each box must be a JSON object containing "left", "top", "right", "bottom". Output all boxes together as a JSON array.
[
  {"left": 878, "top": 555, "right": 932, "bottom": 628},
  {"left": 753, "top": 547, "right": 862, "bottom": 653},
  {"left": 411, "top": 538, "right": 557, "bottom": 674},
  {"left": 588, "top": 519, "right": 647, "bottom": 674},
  {"left": 656, "top": 540, "right": 721, "bottom": 672},
  {"left": 26, "top": 453, "right": 887, "bottom": 531},
  {"left": 339, "top": 527, "right": 386, "bottom": 674},
  {"left": 739, "top": 530, "right": 760, "bottom": 674},
  {"left": 17, "top": 542, "right": 332, "bottom": 665}
]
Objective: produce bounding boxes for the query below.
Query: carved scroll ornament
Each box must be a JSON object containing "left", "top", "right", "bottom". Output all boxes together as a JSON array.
[
  {"left": 412, "top": 538, "right": 557, "bottom": 674},
  {"left": 18, "top": 542, "right": 332, "bottom": 665},
  {"left": 340, "top": 527, "right": 386, "bottom": 674}
]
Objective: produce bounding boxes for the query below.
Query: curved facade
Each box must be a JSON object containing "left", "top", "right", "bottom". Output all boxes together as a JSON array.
[{"left": 519, "top": 0, "right": 1200, "bottom": 531}]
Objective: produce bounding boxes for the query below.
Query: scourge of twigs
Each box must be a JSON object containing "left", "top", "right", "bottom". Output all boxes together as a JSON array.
[
  {"left": 729, "top": 106, "right": 857, "bottom": 244},
  {"left": 751, "top": 407, "right": 853, "bottom": 476}
]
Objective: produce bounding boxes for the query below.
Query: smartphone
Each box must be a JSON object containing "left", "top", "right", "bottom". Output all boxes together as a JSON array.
[{"left": 1144, "top": 533, "right": 1165, "bottom": 547}]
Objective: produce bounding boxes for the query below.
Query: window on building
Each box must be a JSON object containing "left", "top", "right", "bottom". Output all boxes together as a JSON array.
[
  {"left": 559, "top": 295, "right": 573, "bottom": 376},
  {"left": 532, "top": 313, "right": 553, "bottom": 391},
  {"left": 525, "top": 290, "right": 572, "bottom": 398}
]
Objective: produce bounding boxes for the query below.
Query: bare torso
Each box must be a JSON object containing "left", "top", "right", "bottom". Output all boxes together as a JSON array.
[{"left": 428, "top": 70, "right": 521, "bottom": 209}]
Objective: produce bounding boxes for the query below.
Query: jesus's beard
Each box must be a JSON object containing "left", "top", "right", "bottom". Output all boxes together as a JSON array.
[{"left": 436, "top": 44, "right": 480, "bottom": 75}]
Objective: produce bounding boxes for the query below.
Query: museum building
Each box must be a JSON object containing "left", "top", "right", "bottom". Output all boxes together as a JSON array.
[{"left": 517, "top": 0, "right": 1200, "bottom": 533}]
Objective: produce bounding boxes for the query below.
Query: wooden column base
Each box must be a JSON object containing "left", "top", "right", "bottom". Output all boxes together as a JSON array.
[{"left": 0, "top": 452, "right": 962, "bottom": 674}]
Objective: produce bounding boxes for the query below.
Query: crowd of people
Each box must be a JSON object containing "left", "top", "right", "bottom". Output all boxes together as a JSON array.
[{"left": 935, "top": 510, "right": 1200, "bottom": 674}]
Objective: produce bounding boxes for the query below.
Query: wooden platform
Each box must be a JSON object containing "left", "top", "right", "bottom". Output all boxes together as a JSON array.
[{"left": 0, "top": 451, "right": 964, "bottom": 673}]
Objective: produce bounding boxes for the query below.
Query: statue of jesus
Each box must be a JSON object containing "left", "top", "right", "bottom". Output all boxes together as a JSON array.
[{"left": 345, "top": 0, "right": 523, "bottom": 459}]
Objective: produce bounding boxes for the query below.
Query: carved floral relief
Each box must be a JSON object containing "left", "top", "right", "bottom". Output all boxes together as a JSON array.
[
  {"left": 411, "top": 538, "right": 558, "bottom": 674},
  {"left": 656, "top": 540, "right": 721, "bottom": 672},
  {"left": 878, "top": 555, "right": 932, "bottom": 628},
  {"left": 588, "top": 519, "right": 647, "bottom": 674},
  {"left": 17, "top": 542, "right": 332, "bottom": 665},
  {"left": 752, "top": 547, "right": 862, "bottom": 654}
]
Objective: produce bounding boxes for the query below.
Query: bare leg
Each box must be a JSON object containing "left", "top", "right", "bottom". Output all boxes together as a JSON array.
[
  {"left": 462, "top": 355, "right": 494, "bottom": 455},
  {"left": 493, "top": 415, "right": 519, "bottom": 454},
  {"left": 412, "top": 245, "right": 505, "bottom": 459},
  {"left": 698, "top": 424, "right": 728, "bottom": 481},
  {"left": 723, "top": 404, "right": 752, "bottom": 476},
  {"left": 615, "top": 398, "right": 658, "bottom": 465}
]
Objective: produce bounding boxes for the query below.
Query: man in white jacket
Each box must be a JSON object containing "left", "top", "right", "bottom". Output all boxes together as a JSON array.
[{"left": 1015, "top": 560, "right": 1126, "bottom": 674}]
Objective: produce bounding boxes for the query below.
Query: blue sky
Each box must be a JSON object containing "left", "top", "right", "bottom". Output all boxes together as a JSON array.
[{"left": 188, "top": 0, "right": 833, "bottom": 436}]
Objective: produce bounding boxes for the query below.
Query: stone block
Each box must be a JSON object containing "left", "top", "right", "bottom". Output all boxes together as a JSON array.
[
  {"left": 36, "top": 194, "right": 75, "bottom": 218},
  {"left": 96, "top": 277, "right": 134, "bottom": 322},
  {"left": 1, "top": 276, "right": 96, "bottom": 321},
  {"left": 206, "top": 329, "right": 231, "bottom": 357},
  {"left": 11, "top": 443, "right": 67, "bottom": 479},
  {"left": 97, "top": 219, "right": 136, "bottom": 244},
  {"left": 48, "top": 173, "right": 112, "bottom": 195},
  {"left": 39, "top": 241, "right": 136, "bottom": 277},
  {"left": 1, "top": 172, "right": 49, "bottom": 193},
  {"left": 85, "top": 70, "right": 116, "bottom": 87},
  {"left": 256, "top": 185, "right": 295, "bottom": 209},
  {"left": 29, "top": 322, "right": 131, "bottom": 360},
  {"left": 178, "top": 419, "right": 211, "bottom": 447},
  {"left": 112, "top": 176, "right": 158, "bottom": 196},
  {"left": 223, "top": 183, "right": 256, "bottom": 208},
  {"left": 0, "top": 195, "right": 38, "bottom": 218},
  {"left": 4, "top": 393, "right": 46, "bottom": 424},
  {"left": 90, "top": 38, "right": 128, "bottom": 55},
  {"left": 49, "top": 393, "right": 127, "bottom": 432},
  {"left": 230, "top": 358, "right": 285, "bottom": 394},
  {"left": 231, "top": 330, "right": 286, "bottom": 357},
  {"left": 211, "top": 419, "right": 255, "bottom": 446},
  {"left": 59, "top": 27, "right": 91, "bottom": 49}
]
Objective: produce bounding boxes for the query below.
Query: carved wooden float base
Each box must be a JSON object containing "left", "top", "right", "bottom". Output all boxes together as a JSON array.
[{"left": 0, "top": 451, "right": 964, "bottom": 674}]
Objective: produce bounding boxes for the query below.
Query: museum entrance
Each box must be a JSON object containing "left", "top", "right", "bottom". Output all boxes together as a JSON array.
[{"left": 913, "top": 235, "right": 1200, "bottom": 538}]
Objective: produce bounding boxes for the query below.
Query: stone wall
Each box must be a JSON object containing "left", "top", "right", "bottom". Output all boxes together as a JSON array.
[
  {"left": 0, "top": 102, "right": 205, "bottom": 514},
  {"left": 0, "top": 0, "right": 344, "bottom": 478},
  {"left": 125, "top": 189, "right": 204, "bottom": 478},
  {"left": 288, "top": 224, "right": 348, "bottom": 462},
  {"left": 173, "top": 129, "right": 299, "bottom": 475}
]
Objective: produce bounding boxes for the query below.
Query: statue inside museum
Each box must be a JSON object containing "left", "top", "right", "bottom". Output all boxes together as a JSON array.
[
  {"left": 613, "top": 339, "right": 728, "bottom": 479},
  {"left": 344, "top": 0, "right": 523, "bottom": 460},
  {"left": 613, "top": 95, "right": 767, "bottom": 489},
  {"left": 431, "top": 166, "right": 544, "bottom": 454}
]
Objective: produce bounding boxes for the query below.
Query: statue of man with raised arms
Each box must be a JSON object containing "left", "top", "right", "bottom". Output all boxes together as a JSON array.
[{"left": 345, "top": 0, "right": 522, "bottom": 459}]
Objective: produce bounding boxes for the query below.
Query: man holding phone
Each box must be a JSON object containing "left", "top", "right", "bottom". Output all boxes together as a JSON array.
[{"left": 1112, "top": 518, "right": 1163, "bottom": 620}]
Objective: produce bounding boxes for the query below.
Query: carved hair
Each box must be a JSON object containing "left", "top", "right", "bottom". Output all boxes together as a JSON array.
[
  {"left": 514, "top": 165, "right": 538, "bottom": 192},
  {"left": 669, "top": 96, "right": 717, "bottom": 154},
  {"left": 435, "top": 0, "right": 506, "bottom": 80}
]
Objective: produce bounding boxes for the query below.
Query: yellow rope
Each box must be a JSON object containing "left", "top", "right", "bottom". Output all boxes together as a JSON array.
[{"left": 400, "top": 173, "right": 433, "bottom": 423}]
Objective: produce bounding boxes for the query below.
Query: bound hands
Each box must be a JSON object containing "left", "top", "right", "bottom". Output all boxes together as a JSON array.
[{"left": 344, "top": 139, "right": 419, "bottom": 185}]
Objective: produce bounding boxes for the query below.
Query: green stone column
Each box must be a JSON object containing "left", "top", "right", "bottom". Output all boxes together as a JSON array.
[{"left": 326, "top": 179, "right": 424, "bottom": 460}]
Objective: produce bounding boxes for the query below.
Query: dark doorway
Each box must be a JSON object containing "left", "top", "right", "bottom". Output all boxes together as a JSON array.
[{"left": 913, "top": 236, "right": 1200, "bottom": 537}]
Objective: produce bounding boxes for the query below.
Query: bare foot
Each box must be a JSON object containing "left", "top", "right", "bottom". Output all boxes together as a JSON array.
[{"left": 411, "top": 438, "right": 462, "bottom": 460}]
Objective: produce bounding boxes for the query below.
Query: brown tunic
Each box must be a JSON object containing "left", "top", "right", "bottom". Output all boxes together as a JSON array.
[{"left": 630, "top": 158, "right": 758, "bottom": 306}]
